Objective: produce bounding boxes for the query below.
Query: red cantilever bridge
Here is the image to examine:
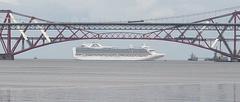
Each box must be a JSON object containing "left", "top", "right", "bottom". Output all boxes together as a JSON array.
[{"left": 1, "top": 10, "right": 240, "bottom": 61}]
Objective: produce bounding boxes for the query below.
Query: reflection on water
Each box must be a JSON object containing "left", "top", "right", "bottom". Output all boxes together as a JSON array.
[{"left": 0, "top": 84, "right": 239, "bottom": 102}]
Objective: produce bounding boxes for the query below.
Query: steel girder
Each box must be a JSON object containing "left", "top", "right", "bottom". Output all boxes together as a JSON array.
[
  {"left": 1, "top": 23, "right": 240, "bottom": 31},
  {"left": 0, "top": 10, "right": 240, "bottom": 60}
]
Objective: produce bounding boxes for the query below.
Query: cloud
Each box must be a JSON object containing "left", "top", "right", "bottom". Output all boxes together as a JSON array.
[
  {"left": 135, "top": 0, "right": 156, "bottom": 9},
  {"left": 49, "top": 0, "right": 176, "bottom": 22},
  {"left": 2, "top": 0, "right": 240, "bottom": 22},
  {"left": 0, "top": 0, "right": 19, "bottom": 5}
]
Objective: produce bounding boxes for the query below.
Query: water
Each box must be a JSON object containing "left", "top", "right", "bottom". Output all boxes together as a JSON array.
[{"left": 0, "top": 60, "right": 240, "bottom": 102}]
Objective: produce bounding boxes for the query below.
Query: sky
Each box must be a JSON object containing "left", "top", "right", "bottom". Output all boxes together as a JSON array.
[{"left": 0, "top": 0, "right": 240, "bottom": 60}]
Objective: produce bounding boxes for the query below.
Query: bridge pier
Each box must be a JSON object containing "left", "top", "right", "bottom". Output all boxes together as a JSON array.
[
  {"left": 0, "top": 54, "right": 14, "bottom": 60},
  {"left": 231, "top": 58, "right": 240, "bottom": 62},
  {"left": 230, "top": 55, "right": 240, "bottom": 62}
]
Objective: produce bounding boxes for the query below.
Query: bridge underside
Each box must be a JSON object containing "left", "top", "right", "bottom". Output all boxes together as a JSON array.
[{"left": 0, "top": 10, "right": 240, "bottom": 61}]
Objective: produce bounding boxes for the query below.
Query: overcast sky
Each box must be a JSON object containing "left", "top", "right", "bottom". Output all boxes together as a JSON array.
[
  {"left": 1, "top": 0, "right": 240, "bottom": 21},
  {"left": 0, "top": 0, "right": 240, "bottom": 59}
]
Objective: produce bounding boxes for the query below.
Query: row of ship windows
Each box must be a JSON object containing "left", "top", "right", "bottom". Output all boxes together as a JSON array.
[
  {"left": 76, "top": 49, "right": 148, "bottom": 53},
  {"left": 76, "top": 51, "right": 149, "bottom": 54},
  {"left": 76, "top": 51, "right": 149, "bottom": 53},
  {"left": 76, "top": 53, "right": 150, "bottom": 56},
  {"left": 76, "top": 52, "right": 150, "bottom": 54}
]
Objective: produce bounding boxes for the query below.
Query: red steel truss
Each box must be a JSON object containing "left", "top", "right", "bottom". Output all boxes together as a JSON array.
[{"left": 0, "top": 10, "right": 240, "bottom": 61}]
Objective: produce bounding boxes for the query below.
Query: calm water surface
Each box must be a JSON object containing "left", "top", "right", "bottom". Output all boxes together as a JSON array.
[{"left": 0, "top": 60, "right": 239, "bottom": 102}]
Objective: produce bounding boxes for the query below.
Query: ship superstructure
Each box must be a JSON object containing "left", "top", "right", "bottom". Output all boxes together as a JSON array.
[{"left": 73, "top": 43, "right": 164, "bottom": 60}]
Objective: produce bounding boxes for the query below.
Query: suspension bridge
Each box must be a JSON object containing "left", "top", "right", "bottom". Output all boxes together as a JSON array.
[{"left": 0, "top": 10, "right": 240, "bottom": 61}]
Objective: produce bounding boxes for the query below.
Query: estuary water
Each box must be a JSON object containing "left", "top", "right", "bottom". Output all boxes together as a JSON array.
[{"left": 0, "top": 60, "right": 240, "bottom": 102}]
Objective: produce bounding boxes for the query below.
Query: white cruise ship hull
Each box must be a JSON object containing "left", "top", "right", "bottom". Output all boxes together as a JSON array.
[{"left": 73, "top": 54, "right": 164, "bottom": 61}]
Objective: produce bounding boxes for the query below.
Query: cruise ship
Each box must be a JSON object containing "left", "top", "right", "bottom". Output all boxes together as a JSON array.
[{"left": 73, "top": 43, "right": 164, "bottom": 60}]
